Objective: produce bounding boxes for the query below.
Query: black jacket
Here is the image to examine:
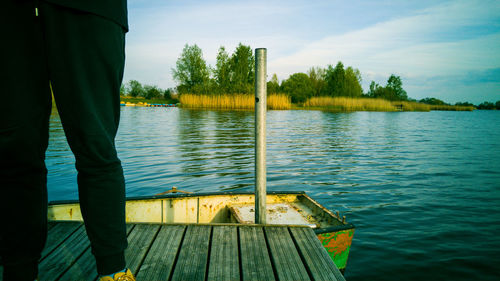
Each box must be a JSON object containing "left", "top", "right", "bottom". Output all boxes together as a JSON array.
[{"left": 44, "top": 0, "right": 128, "bottom": 31}]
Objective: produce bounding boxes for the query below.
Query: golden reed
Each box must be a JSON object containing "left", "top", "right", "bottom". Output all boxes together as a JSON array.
[
  {"left": 179, "top": 94, "right": 471, "bottom": 112},
  {"left": 179, "top": 93, "right": 291, "bottom": 110},
  {"left": 391, "top": 101, "right": 430, "bottom": 111},
  {"left": 304, "top": 97, "right": 396, "bottom": 111}
]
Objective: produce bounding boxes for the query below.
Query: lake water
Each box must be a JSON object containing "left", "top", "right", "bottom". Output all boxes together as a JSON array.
[{"left": 46, "top": 108, "right": 500, "bottom": 281}]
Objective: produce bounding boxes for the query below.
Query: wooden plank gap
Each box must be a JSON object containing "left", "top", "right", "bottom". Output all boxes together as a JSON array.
[
  {"left": 125, "top": 224, "right": 162, "bottom": 276},
  {"left": 266, "top": 227, "right": 310, "bottom": 281},
  {"left": 126, "top": 223, "right": 136, "bottom": 235},
  {"left": 55, "top": 243, "right": 92, "bottom": 281},
  {"left": 207, "top": 226, "right": 239, "bottom": 281},
  {"left": 170, "top": 225, "right": 211, "bottom": 281},
  {"left": 289, "top": 227, "right": 345, "bottom": 281},
  {"left": 287, "top": 227, "right": 315, "bottom": 281},
  {"left": 40, "top": 222, "right": 83, "bottom": 262},
  {"left": 167, "top": 224, "right": 188, "bottom": 281},
  {"left": 136, "top": 225, "right": 185, "bottom": 280},
  {"left": 203, "top": 225, "right": 214, "bottom": 281},
  {"left": 38, "top": 226, "right": 90, "bottom": 280},
  {"left": 61, "top": 224, "right": 135, "bottom": 281},
  {"left": 239, "top": 226, "right": 275, "bottom": 281},
  {"left": 262, "top": 227, "right": 279, "bottom": 281},
  {"left": 237, "top": 226, "right": 243, "bottom": 281},
  {"left": 133, "top": 224, "right": 162, "bottom": 276}
]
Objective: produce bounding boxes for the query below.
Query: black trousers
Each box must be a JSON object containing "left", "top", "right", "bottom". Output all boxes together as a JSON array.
[{"left": 0, "top": 1, "right": 128, "bottom": 279}]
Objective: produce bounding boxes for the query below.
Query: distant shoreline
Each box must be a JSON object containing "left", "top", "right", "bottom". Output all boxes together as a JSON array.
[{"left": 51, "top": 95, "right": 475, "bottom": 112}]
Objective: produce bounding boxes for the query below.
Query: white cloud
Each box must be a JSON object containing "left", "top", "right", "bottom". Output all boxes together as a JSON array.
[{"left": 270, "top": 0, "right": 500, "bottom": 78}]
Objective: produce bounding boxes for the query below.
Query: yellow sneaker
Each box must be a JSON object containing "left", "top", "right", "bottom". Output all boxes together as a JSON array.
[{"left": 98, "top": 268, "right": 136, "bottom": 281}]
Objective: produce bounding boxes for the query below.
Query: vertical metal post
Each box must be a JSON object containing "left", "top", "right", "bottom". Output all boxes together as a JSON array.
[{"left": 255, "top": 48, "right": 267, "bottom": 224}]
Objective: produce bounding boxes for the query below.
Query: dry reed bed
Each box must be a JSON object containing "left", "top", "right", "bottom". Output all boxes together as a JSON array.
[
  {"left": 304, "top": 97, "right": 396, "bottom": 111},
  {"left": 179, "top": 94, "right": 472, "bottom": 112},
  {"left": 179, "top": 93, "right": 291, "bottom": 110},
  {"left": 391, "top": 101, "right": 430, "bottom": 111},
  {"left": 268, "top": 94, "right": 292, "bottom": 110}
]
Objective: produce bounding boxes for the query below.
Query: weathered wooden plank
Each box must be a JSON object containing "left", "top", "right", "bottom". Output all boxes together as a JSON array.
[
  {"left": 58, "top": 224, "right": 135, "bottom": 281},
  {"left": 289, "top": 227, "right": 345, "bottom": 281},
  {"left": 207, "top": 226, "right": 239, "bottom": 281},
  {"left": 56, "top": 243, "right": 96, "bottom": 281},
  {"left": 171, "top": 225, "right": 211, "bottom": 281},
  {"left": 41, "top": 221, "right": 82, "bottom": 260},
  {"left": 125, "top": 224, "right": 161, "bottom": 276},
  {"left": 38, "top": 225, "right": 90, "bottom": 280},
  {"left": 47, "top": 221, "right": 57, "bottom": 231},
  {"left": 136, "top": 225, "right": 185, "bottom": 280},
  {"left": 265, "top": 226, "right": 311, "bottom": 281},
  {"left": 239, "top": 226, "right": 276, "bottom": 281}
]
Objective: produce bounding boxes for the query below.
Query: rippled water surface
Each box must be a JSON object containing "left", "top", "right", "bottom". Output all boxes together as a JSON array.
[{"left": 47, "top": 108, "right": 500, "bottom": 280}]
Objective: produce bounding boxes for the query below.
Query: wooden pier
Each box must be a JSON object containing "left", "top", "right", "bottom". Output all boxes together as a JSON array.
[{"left": 0, "top": 221, "right": 345, "bottom": 281}]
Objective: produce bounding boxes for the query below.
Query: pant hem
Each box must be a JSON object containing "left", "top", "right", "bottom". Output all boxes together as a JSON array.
[{"left": 95, "top": 251, "right": 126, "bottom": 276}]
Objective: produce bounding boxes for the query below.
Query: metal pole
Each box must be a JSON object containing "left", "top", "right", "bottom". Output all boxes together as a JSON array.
[{"left": 255, "top": 48, "right": 267, "bottom": 224}]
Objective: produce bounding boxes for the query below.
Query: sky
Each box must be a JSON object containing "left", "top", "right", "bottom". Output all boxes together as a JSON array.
[{"left": 124, "top": 0, "right": 500, "bottom": 104}]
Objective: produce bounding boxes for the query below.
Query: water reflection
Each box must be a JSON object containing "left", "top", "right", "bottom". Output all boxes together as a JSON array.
[{"left": 176, "top": 109, "right": 254, "bottom": 190}]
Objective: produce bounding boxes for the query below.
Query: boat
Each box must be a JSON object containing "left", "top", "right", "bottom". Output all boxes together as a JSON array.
[{"left": 48, "top": 190, "right": 355, "bottom": 273}]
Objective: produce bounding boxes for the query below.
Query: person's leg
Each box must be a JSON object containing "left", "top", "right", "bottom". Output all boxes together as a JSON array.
[
  {"left": 0, "top": 1, "right": 51, "bottom": 280},
  {"left": 40, "top": 2, "right": 128, "bottom": 275}
]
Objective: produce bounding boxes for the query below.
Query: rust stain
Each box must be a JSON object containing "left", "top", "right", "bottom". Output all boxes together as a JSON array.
[
  {"left": 69, "top": 208, "right": 73, "bottom": 218},
  {"left": 318, "top": 231, "right": 353, "bottom": 256}
]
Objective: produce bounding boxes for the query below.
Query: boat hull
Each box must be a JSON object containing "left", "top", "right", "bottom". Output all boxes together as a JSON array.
[{"left": 317, "top": 229, "right": 355, "bottom": 272}]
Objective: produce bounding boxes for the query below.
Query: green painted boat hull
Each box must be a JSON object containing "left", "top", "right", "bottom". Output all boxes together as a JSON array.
[{"left": 317, "top": 229, "right": 355, "bottom": 271}]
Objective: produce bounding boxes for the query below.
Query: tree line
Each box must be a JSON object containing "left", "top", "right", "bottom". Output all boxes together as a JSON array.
[
  {"left": 120, "top": 80, "right": 174, "bottom": 100},
  {"left": 475, "top": 101, "right": 500, "bottom": 110},
  {"left": 129, "top": 42, "right": 498, "bottom": 109},
  {"left": 419, "top": 97, "right": 500, "bottom": 109},
  {"left": 172, "top": 43, "right": 409, "bottom": 103}
]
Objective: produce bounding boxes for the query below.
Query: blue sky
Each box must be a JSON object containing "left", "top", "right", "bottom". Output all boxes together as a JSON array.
[{"left": 124, "top": 0, "right": 500, "bottom": 104}]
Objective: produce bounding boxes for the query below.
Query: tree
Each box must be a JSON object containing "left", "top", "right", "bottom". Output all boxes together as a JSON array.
[
  {"left": 455, "top": 101, "right": 475, "bottom": 107},
  {"left": 281, "top": 73, "right": 314, "bottom": 103},
  {"left": 172, "top": 44, "right": 210, "bottom": 94},
  {"left": 420, "top": 97, "right": 447, "bottom": 105},
  {"left": 308, "top": 67, "right": 326, "bottom": 96},
  {"left": 367, "top": 81, "right": 379, "bottom": 97},
  {"left": 370, "top": 85, "right": 394, "bottom": 101},
  {"left": 230, "top": 43, "right": 254, "bottom": 94},
  {"left": 128, "top": 80, "right": 144, "bottom": 97},
  {"left": 496, "top": 100, "right": 500, "bottom": 109},
  {"left": 324, "top": 62, "right": 345, "bottom": 97},
  {"left": 344, "top": 67, "right": 363, "bottom": 97},
  {"left": 478, "top": 101, "right": 495, "bottom": 109},
  {"left": 163, "top": 88, "right": 174, "bottom": 100},
  {"left": 386, "top": 74, "right": 408, "bottom": 101},
  {"left": 369, "top": 75, "right": 408, "bottom": 101},
  {"left": 143, "top": 85, "right": 162, "bottom": 99},
  {"left": 214, "top": 46, "right": 231, "bottom": 94},
  {"left": 267, "top": 74, "right": 280, "bottom": 94}
]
